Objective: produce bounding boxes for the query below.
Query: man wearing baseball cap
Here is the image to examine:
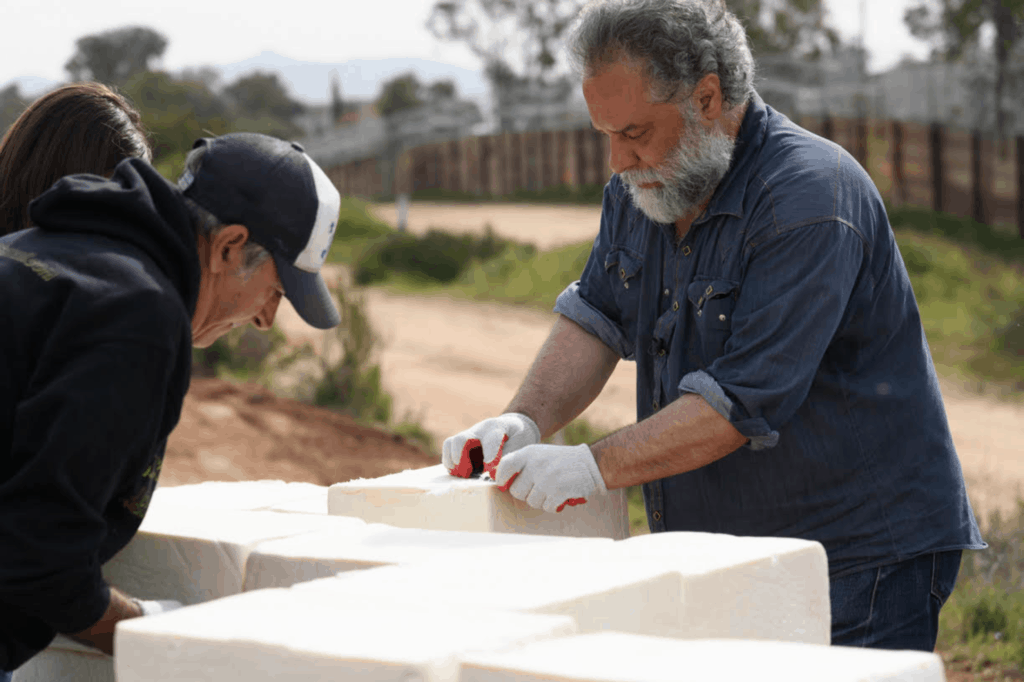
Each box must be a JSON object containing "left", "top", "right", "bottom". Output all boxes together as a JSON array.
[{"left": 0, "top": 132, "right": 341, "bottom": 675}]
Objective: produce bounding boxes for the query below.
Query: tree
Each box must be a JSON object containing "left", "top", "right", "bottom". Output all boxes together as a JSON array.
[
  {"left": 0, "top": 84, "right": 28, "bottom": 136},
  {"left": 426, "top": 0, "right": 840, "bottom": 88},
  {"left": 374, "top": 72, "right": 424, "bottom": 118},
  {"left": 330, "top": 70, "right": 344, "bottom": 124},
  {"left": 65, "top": 26, "right": 168, "bottom": 85},
  {"left": 223, "top": 71, "right": 305, "bottom": 122},
  {"left": 427, "top": 78, "right": 457, "bottom": 101},
  {"left": 724, "top": 0, "right": 839, "bottom": 58},
  {"left": 905, "top": 0, "right": 1024, "bottom": 139}
]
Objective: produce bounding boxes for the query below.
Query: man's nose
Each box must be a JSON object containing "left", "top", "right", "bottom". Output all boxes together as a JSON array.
[
  {"left": 252, "top": 294, "right": 282, "bottom": 330},
  {"left": 608, "top": 136, "right": 636, "bottom": 176}
]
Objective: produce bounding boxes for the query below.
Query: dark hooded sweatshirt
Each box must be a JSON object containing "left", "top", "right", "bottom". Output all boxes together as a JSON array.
[{"left": 0, "top": 158, "right": 200, "bottom": 671}]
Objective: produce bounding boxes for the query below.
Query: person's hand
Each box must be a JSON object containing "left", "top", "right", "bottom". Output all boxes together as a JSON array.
[
  {"left": 494, "top": 443, "right": 608, "bottom": 513},
  {"left": 135, "top": 599, "right": 183, "bottom": 616},
  {"left": 442, "top": 413, "right": 541, "bottom": 478}
]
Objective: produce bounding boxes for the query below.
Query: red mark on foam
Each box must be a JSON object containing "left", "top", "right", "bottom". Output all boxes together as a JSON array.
[
  {"left": 450, "top": 439, "right": 482, "bottom": 478},
  {"left": 483, "top": 434, "right": 510, "bottom": 479},
  {"left": 556, "top": 497, "right": 587, "bottom": 512},
  {"left": 497, "top": 471, "right": 519, "bottom": 493}
]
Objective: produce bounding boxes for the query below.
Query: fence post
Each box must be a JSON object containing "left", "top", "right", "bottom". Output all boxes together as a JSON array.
[
  {"left": 1017, "top": 136, "right": 1024, "bottom": 239},
  {"left": 855, "top": 117, "right": 869, "bottom": 169},
  {"left": 822, "top": 115, "right": 835, "bottom": 142},
  {"left": 930, "top": 122, "right": 944, "bottom": 214},
  {"left": 971, "top": 129, "right": 986, "bottom": 225},
  {"left": 891, "top": 121, "right": 905, "bottom": 207}
]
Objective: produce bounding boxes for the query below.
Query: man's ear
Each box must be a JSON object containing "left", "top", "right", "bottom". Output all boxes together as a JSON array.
[
  {"left": 693, "top": 73, "right": 724, "bottom": 124},
  {"left": 207, "top": 224, "right": 250, "bottom": 275}
]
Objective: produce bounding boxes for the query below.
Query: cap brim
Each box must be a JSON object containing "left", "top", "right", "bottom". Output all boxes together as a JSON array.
[{"left": 273, "top": 253, "right": 341, "bottom": 330}]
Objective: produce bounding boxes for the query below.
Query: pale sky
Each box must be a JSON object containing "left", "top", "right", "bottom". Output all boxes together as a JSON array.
[{"left": 2, "top": 0, "right": 932, "bottom": 95}]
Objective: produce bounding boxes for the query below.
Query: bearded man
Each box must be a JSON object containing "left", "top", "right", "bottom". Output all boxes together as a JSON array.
[{"left": 440, "top": 0, "right": 984, "bottom": 652}]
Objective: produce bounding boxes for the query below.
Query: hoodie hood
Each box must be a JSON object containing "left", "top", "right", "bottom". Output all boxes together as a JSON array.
[{"left": 27, "top": 158, "right": 202, "bottom": 317}]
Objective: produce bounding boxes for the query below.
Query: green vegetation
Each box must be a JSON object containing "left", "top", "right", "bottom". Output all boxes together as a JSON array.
[
  {"left": 355, "top": 225, "right": 533, "bottom": 286},
  {"left": 891, "top": 211, "right": 1024, "bottom": 398},
  {"left": 938, "top": 501, "right": 1024, "bottom": 678}
]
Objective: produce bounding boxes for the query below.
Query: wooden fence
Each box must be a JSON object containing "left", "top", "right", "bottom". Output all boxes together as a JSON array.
[{"left": 323, "top": 118, "right": 1024, "bottom": 238}]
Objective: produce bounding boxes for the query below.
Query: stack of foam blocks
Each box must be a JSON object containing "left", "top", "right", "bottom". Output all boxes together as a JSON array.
[{"left": 12, "top": 465, "right": 947, "bottom": 682}]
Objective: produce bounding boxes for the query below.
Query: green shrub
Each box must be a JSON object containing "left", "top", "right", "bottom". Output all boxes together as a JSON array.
[
  {"left": 192, "top": 326, "right": 289, "bottom": 380},
  {"left": 354, "top": 224, "right": 533, "bottom": 286},
  {"left": 311, "top": 284, "right": 392, "bottom": 424}
]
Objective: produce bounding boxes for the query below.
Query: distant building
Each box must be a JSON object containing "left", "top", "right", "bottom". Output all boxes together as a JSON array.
[
  {"left": 300, "top": 95, "right": 483, "bottom": 170},
  {"left": 489, "top": 76, "right": 591, "bottom": 133}
]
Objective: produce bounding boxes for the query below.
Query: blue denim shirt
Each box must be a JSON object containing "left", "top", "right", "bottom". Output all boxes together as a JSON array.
[{"left": 554, "top": 93, "right": 985, "bottom": 576}]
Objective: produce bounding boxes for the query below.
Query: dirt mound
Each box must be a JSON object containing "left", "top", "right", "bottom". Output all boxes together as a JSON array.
[{"left": 159, "top": 377, "right": 437, "bottom": 488}]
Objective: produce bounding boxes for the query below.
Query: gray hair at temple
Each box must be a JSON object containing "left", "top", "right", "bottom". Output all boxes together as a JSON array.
[
  {"left": 180, "top": 142, "right": 272, "bottom": 279},
  {"left": 566, "top": 0, "right": 756, "bottom": 110}
]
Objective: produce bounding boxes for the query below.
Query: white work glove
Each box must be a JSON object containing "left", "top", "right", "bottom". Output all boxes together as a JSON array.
[
  {"left": 442, "top": 413, "right": 541, "bottom": 479},
  {"left": 494, "top": 443, "right": 608, "bottom": 513},
  {"left": 135, "top": 599, "right": 183, "bottom": 616}
]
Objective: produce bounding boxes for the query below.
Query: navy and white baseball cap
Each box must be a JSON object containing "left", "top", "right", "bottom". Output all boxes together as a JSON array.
[{"left": 177, "top": 132, "right": 342, "bottom": 329}]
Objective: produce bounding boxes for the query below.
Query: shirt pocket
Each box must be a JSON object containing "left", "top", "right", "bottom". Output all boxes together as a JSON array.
[
  {"left": 604, "top": 247, "right": 644, "bottom": 322},
  {"left": 686, "top": 278, "right": 739, "bottom": 363}
]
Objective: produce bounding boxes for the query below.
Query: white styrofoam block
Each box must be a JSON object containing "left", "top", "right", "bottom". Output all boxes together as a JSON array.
[
  {"left": 293, "top": 560, "right": 683, "bottom": 637},
  {"left": 149, "top": 480, "right": 328, "bottom": 513},
  {"left": 243, "top": 523, "right": 611, "bottom": 590},
  {"left": 101, "top": 507, "right": 366, "bottom": 605},
  {"left": 264, "top": 489, "right": 328, "bottom": 514},
  {"left": 328, "top": 464, "right": 630, "bottom": 539},
  {"left": 293, "top": 530, "right": 830, "bottom": 644},
  {"left": 458, "top": 633, "right": 947, "bottom": 682},
  {"left": 114, "top": 588, "right": 578, "bottom": 682},
  {"left": 12, "top": 637, "right": 111, "bottom": 682},
  {"left": 610, "top": 532, "right": 831, "bottom": 644}
]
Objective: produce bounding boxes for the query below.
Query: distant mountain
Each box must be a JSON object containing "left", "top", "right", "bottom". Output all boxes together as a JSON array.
[{"left": 210, "top": 51, "right": 490, "bottom": 105}]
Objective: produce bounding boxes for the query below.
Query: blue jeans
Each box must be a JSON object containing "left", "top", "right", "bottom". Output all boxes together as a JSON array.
[
  {"left": 0, "top": 669, "right": 10, "bottom": 682},
  {"left": 830, "top": 550, "right": 963, "bottom": 650}
]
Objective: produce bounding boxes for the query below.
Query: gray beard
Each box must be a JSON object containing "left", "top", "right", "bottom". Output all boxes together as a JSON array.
[{"left": 620, "top": 108, "right": 737, "bottom": 225}]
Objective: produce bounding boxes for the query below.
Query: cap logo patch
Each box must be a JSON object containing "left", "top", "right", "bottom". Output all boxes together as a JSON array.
[{"left": 293, "top": 152, "right": 342, "bottom": 273}]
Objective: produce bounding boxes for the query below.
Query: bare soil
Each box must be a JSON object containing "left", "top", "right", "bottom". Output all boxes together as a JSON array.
[{"left": 160, "top": 377, "right": 435, "bottom": 487}]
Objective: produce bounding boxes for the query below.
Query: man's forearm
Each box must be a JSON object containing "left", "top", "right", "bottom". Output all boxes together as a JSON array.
[
  {"left": 67, "top": 587, "right": 142, "bottom": 656},
  {"left": 505, "top": 315, "right": 619, "bottom": 439},
  {"left": 591, "top": 393, "right": 748, "bottom": 489}
]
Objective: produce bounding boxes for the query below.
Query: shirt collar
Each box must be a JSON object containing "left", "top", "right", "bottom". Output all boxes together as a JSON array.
[{"left": 693, "top": 90, "right": 769, "bottom": 225}]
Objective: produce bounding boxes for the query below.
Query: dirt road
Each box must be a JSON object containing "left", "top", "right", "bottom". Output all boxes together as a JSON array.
[{"left": 278, "top": 202, "right": 1024, "bottom": 525}]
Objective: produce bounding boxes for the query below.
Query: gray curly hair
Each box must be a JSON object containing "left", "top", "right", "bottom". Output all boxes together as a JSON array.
[{"left": 566, "top": 0, "right": 755, "bottom": 109}]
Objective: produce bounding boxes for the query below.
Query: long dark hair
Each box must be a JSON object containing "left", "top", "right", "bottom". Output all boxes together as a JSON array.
[{"left": 0, "top": 82, "right": 153, "bottom": 236}]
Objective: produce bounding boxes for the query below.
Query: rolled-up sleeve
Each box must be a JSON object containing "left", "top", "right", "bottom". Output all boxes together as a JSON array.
[
  {"left": 678, "top": 220, "right": 865, "bottom": 447},
  {"left": 552, "top": 181, "right": 636, "bottom": 360},
  {"left": 554, "top": 281, "right": 633, "bottom": 360}
]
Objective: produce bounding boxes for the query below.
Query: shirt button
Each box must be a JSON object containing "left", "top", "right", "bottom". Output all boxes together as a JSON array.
[
  {"left": 652, "top": 511, "right": 662, "bottom": 522},
  {"left": 672, "top": 301, "right": 679, "bottom": 311},
  {"left": 652, "top": 399, "right": 659, "bottom": 410},
  {"left": 719, "top": 314, "right": 727, "bottom": 321},
  {"left": 620, "top": 268, "right": 626, "bottom": 278},
  {"left": 658, "top": 349, "right": 666, "bottom": 357},
  {"left": 663, "top": 288, "right": 670, "bottom": 297},
  {"left": 682, "top": 246, "right": 692, "bottom": 256},
  {"left": 623, "top": 281, "right": 629, "bottom": 289}
]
